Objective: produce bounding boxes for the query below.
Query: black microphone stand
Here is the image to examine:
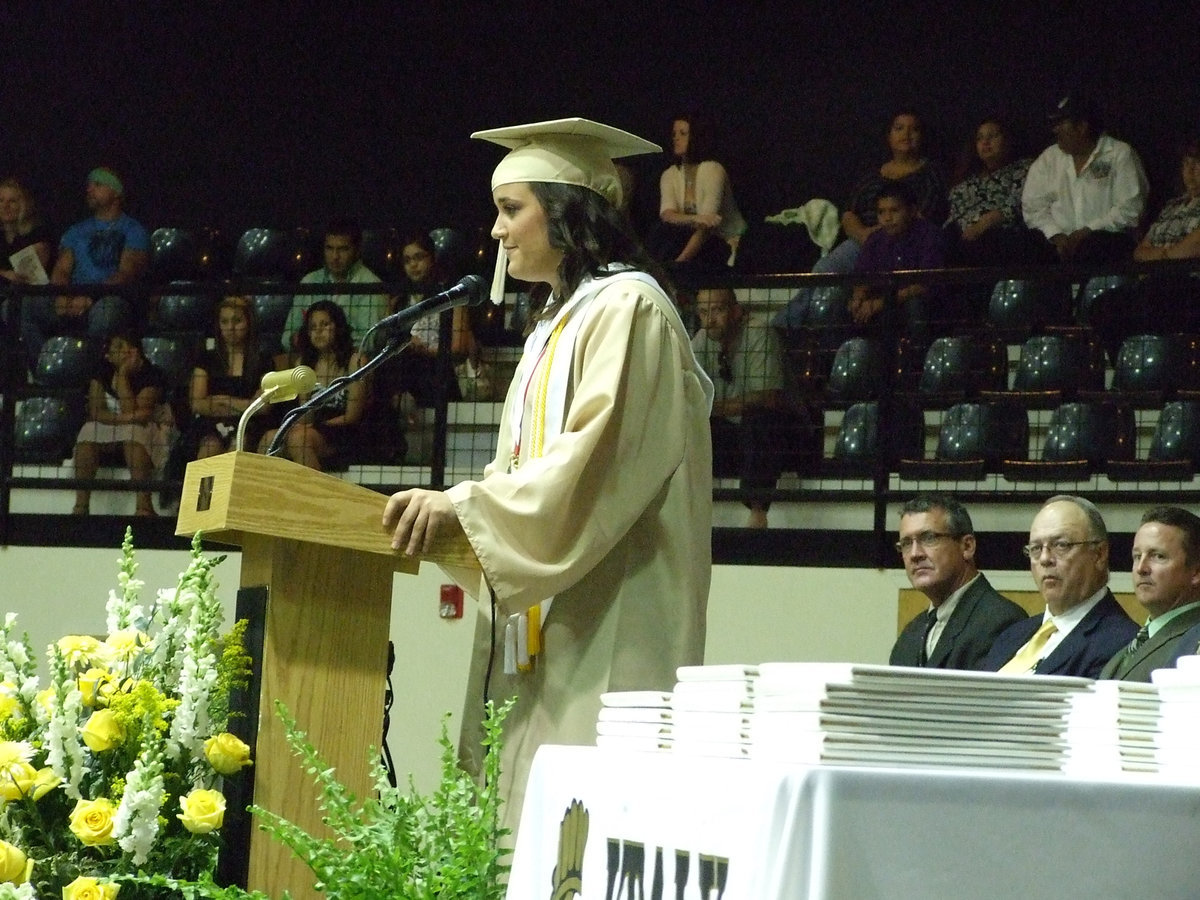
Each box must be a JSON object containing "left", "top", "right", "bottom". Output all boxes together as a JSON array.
[{"left": 265, "top": 329, "right": 411, "bottom": 458}]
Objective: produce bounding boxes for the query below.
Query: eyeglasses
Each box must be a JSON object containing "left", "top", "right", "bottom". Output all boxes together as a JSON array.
[
  {"left": 895, "top": 531, "right": 959, "bottom": 554},
  {"left": 1021, "top": 539, "right": 1102, "bottom": 560}
]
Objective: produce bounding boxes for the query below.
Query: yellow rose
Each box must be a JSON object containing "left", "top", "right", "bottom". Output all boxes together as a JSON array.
[
  {"left": 0, "top": 839, "right": 30, "bottom": 884},
  {"left": 62, "top": 875, "right": 120, "bottom": 900},
  {"left": 177, "top": 788, "right": 226, "bottom": 834},
  {"left": 78, "top": 668, "right": 114, "bottom": 708},
  {"left": 79, "top": 710, "right": 124, "bottom": 753},
  {"left": 32, "top": 767, "right": 61, "bottom": 801},
  {"left": 0, "top": 761, "right": 36, "bottom": 802},
  {"left": 203, "top": 733, "right": 252, "bottom": 775},
  {"left": 68, "top": 798, "right": 118, "bottom": 847}
]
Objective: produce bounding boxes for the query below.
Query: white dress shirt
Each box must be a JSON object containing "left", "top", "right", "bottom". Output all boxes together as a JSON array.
[{"left": 1021, "top": 133, "right": 1148, "bottom": 238}]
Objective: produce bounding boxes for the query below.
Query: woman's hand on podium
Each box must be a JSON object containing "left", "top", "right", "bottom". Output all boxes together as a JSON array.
[{"left": 383, "top": 488, "right": 464, "bottom": 556}]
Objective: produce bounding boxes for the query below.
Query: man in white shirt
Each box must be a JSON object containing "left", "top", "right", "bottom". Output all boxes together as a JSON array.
[
  {"left": 1021, "top": 94, "right": 1148, "bottom": 263},
  {"left": 982, "top": 495, "right": 1138, "bottom": 677}
]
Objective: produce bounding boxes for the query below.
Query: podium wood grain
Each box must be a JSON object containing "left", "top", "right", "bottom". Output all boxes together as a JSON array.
[{"left": 176, "top": 452, "right": 479, "bottom": 899}]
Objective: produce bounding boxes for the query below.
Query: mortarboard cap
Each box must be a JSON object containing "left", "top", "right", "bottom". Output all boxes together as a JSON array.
[{"left": 473, "top": 118, "right": 660, "bottom": 302}]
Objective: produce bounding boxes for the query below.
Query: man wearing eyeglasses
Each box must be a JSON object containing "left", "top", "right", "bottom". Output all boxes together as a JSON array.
[
  {"left": 982, "top": 495, "right": 1137, "bottom": 677},
  {"left": 1102, "top": 506, "right": 1200, "bottom": 680},
  {"left": 890, "top": 495, "right": 1026, "bottom": 669}
]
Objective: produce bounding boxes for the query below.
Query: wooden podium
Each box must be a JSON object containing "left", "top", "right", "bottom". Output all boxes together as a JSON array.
[{"left": 176, "top": 451, "right": 478, "bottom": 900}]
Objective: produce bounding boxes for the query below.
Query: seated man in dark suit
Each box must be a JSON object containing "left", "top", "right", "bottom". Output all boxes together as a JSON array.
[
  {"left": 890, "top": 494, "right": 1027, "bottom": 669},
  {"left": 1102, "top": 506, "right": 1200, "bottom": 681},
  {"left": 982, "top": 495, "right": 1138, "bottom": 678}
]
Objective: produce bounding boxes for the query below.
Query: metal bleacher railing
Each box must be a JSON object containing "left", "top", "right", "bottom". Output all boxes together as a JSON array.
[{"left": 2, "top": 250, "right": 1199, "bottom": 559}]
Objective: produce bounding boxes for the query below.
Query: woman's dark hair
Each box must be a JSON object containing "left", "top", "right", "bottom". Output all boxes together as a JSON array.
[
  {"left": 951, "top": 115, "right": 1017, "bottom": 185},
  {"left": 212, "top": 294, "right": 269, "bottom": 382},
  {"left": 398, "top": 229, "right": 442, "bottom": 286},
  {"left": 671, "top": 112, "right": 718, "bottom": 164},
  {"left": 526, "top": 181, "right": 673, "bottom": 322},
  {"left": 296, "top": 299, "right": 354, "bottom": 369}
]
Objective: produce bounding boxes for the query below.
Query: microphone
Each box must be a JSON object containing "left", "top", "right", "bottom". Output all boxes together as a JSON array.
[
  {"left": 260, "top": 366, "right": 317, "bottom": 402},
  {"left": 376, "top": 274, "right": 487, "bottom": 334}
]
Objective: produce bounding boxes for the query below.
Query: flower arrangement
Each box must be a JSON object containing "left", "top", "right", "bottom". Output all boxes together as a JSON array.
[
  {"left": 140, "top": 699, "right": 513, "bottom": 900},
  {"left": 0, "top": 529, "right": 252, "bottom": 899}
]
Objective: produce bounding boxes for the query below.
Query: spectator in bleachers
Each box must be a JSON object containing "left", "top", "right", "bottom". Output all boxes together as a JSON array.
[
  {"left": 259, "top": 299, "right": 366, "bottom": 471},
  {"left": 890, "top": 495, "right": 1027, "bottom": 669},
  {"left": 22, "top": 167, "right": 148, "bottom": 370},
  {"left": 944, "top": 116, "right": 1042, "bottom": 266},
  {"left": 1092, "top": 137, "right": 1200, "bottom": 353},
  {"left": 649, "top": 112, "right": 747, "bottom": 275},
  {"left": 982, "top": 495, "right": 1138, "bottom": 677},
  {"left": 386, "top": 229, "right": 477, "bottom": 409},
  {"left": 848, "top": 182, "right": 946, "bottom": 342},
  {"left": 692, "top": 286, "right": 799, "bottom": 529},
  {"left": 72, "top": 329, "right": 171, "bottom": 517},
  {"left": 181, "top": 295, "right": 279, "bottom": 461},
  {"left": 281, "top": 219, "right": 389, "bottom": 354},
  {"left": 818, "top": 111, "right": 947, "bottom": 275},
  {"left": 0, "top": 176, "right": 53, "bottom": 284},
  {"left": 1021, "top": 93, "right": 1148, "bottom": 263}
]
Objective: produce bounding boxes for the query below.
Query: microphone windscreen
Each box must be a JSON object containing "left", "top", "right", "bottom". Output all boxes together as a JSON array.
[{"left": 260, "top": 365, "right": 318, "bottom": 402}]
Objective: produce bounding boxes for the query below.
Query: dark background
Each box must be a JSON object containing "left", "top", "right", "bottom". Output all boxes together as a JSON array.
[{"left": 5, "top": 1, "right": 1198, "bottom": 252}]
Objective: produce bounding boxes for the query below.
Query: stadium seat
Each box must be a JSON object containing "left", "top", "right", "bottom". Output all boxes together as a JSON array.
[
  {"left": 1081, "top": 333, "right": 1183, "bottom": 408},
  {"left": 155, "top": 288, "right": 217, "bottom": 333},
  {"left": 1001, "top": 401, "right": 1135, "bottom": 481},
  {"left": 33, "top": 336, "right": 99, "bottom": 388},
  {"left": 899, "top": 401, "right": 1029, "bottom": 481},
  {"left": 980, "top": 333, "right": 1102, "bottom": 409},
  {"left": 13, "top": 393, "right": 86, "bottom": 464},
  {"left": 1108, "top": 401, "right": 1200, "bottom": 482},
  {"left": 232, "top": 227, "right": 310, "bottom": 280},
  {"left": 826, "top": 337, "right": 885, "bottom": 405},
  {"left": 149, "top": 227, "right": 216, "bottom": 281},
  {"left": 825, "top": 399, "right": 924, "bottom": 477}
]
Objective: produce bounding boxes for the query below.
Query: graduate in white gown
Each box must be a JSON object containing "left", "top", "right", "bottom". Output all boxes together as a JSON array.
[{"left": 382, "top": 118, "right": 714, "bottom": 837}]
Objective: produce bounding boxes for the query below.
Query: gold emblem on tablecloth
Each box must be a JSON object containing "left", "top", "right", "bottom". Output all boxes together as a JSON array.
[{"left": 551, "top": 799, "right": 588, "bottom": 899}]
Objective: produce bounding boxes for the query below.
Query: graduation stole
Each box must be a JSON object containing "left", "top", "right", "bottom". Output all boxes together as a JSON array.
[{"left": 502, "top": 269, "right": 667, "bottom": 674}]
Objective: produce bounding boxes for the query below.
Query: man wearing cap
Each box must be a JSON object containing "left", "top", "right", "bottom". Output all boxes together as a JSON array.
[
  {"left": 383, "top": 118, "right": 713, "bottom": 836},
  {"left": 1021, "top": 94, "right": 1148, "bottom": 263},
  {"left": 21, "top": 167, "right": 149, "bottom": 369}
]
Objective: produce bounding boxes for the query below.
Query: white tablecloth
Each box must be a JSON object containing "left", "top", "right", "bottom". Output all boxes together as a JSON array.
[{"left": 508, "top": 745, "right": 1200, "bottom": 899}]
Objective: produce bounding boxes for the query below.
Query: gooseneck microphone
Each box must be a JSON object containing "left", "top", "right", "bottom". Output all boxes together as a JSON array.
[
  {"left": 259, "top": 366, "right": 317, "bottom": 402},
  {"left": 372, "top": 274, "right": 488, "bottom": 335}
]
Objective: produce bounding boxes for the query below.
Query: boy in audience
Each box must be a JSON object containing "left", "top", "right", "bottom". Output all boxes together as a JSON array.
[{"left": 847, "top": 183, "right": 945, "bottom": 341}]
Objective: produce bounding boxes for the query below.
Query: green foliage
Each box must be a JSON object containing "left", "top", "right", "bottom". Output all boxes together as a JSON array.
[{"left": 164, "top": 699, "right": 514, "bottom": 900}]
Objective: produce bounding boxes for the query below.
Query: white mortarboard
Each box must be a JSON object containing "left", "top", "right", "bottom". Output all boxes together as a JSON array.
[{"left": 472, "top": 117, "right": 661, "bottom": 302}]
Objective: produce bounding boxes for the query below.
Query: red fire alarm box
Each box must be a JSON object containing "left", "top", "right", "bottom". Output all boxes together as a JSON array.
[{"left": 439, "top": 584, "right": 464, "bottom": 619}]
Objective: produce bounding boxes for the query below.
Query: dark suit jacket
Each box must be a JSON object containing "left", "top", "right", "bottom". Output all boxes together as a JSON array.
[
  {"left": 1102, "top": 603, "right": 1200, "bottom": 681},
  {"left": 1168, "top": 620, "right": 1200, "bottom": 667},
  {"left": 890, "top": 575, "right": 1028, "bottom": 670},
  {"left": 981, "top": 591, "right": 1138, "bottom": 679}
]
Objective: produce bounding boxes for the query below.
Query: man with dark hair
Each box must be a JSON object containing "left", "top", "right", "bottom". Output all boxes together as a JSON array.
[
  {"left": 21, "top": 166, "right": 149, "bottom": 368},
  {"left": 282, "top": 219, "right": 389, "bottom": 351},
  {"left": 983, "top": 495, "right": 1138, "bottom": 677},
  {"left": 848, "top": 182, "right": 945, "bottom": 340},
  {"left": 1101, "top": 506, "right": 1200, "bottom": 680},
  {"left": 1021, "top": 92, "right": 1148, "bottom": 262},
  {"left": 692, "top": 286, "right": 808, "bottom": 528},
  {"left": 890, "top": 494, "right": 1026, "bottom": 669}
]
